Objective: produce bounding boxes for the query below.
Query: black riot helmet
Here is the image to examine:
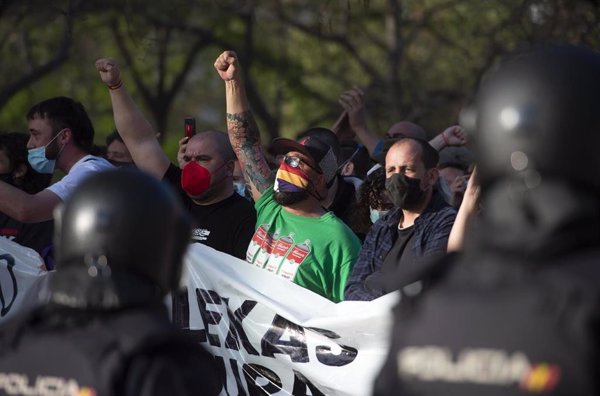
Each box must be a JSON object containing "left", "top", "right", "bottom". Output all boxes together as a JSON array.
[
  {"left": 469, "top": 44, "right": 600, "bottom": 191},
  {"left": 51, "top": 169, "right": 191, "bottom": 309}
]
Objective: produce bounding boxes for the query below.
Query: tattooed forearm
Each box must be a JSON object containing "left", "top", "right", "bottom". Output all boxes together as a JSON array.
[
  {"left": 227, "top": 111, "right": 260, "bottom": 143},
  {"left": 226, "top": 111, "right": 273, "bottom": 193}
]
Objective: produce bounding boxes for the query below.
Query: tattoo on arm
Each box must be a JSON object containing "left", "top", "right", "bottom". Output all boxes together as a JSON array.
[{"left": 227, "top": 111, "right": 273, "bottom": 193}]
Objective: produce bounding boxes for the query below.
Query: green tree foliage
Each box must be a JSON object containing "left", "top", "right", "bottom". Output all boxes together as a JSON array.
[{"left": 0, "top": 0, "right": 598, "bottom": 159}]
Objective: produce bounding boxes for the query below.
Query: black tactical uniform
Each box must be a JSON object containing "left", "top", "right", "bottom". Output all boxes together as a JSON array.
[
  {"left": 0, "top": 169, "right": 222, "bottom": 396},
  {"left": 374, "top": 44, "right": 600, "bottom": 395}
]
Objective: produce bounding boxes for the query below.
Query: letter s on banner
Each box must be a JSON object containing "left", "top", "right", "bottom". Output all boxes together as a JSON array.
[{"left": 309, "top": 327, "right": 358, "bottom": 367}]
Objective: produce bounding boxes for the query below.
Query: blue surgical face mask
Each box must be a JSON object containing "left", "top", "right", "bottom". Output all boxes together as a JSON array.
[
  {"left": 369, "top": 207, "right": 390, "bottom": 224},
  {"left": 234, "top": 181, "right": 247, "bottom": 198},
  {"left": 27, "top": 129, "right": 65, "bottom": 174},
  {"left": 28, "top": 146, "right": 55, "bottom": 174}
]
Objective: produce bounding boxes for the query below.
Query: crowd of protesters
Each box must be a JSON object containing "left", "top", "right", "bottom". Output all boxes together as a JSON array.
[{"left": 1, "top": 43, "right": 599, "bottom": 395}]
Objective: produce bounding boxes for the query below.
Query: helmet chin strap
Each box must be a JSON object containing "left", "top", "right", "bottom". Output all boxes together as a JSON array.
[{"left": 477, "top": 178, "right": 600, "bottom": 259}]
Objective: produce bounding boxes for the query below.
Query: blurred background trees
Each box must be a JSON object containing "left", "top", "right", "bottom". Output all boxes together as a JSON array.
[{"left": 1, "top": 0, "right": 598, "bottom": 159}]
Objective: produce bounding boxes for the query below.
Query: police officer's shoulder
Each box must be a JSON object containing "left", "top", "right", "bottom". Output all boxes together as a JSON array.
[{"left": 124, "top": 340, "right": 222, "bottom": 396}]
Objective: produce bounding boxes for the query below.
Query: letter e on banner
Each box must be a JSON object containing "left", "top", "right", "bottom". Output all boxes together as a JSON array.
[{"left": 195, "top": 288, "right": 223, "bottom": 346}]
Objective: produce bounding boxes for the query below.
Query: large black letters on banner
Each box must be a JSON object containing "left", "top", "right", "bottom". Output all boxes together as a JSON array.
[
  {"left": 292, "top": 370, "right": 326, "bottom": 396},
  {"left": 223, "top": 297, "right": 260, "bottom": 355},
  {"left": 0, "top": 254, "right": 18, "bottom": 317},
  {"left": 195, "top": 288, "right": 223, "bottom": 346},
  {"left": 243, "top": 363, "right": 282, "bottom": 395},
  {"left": 261, "top": 314, "right": 309, "bottom": 363},
  {"left": 309, "top": 327, "right": 358, "bottom": 367},
  {"left": 195, "top": 288, "right": 260, "bottom": 355},
  {"left": 214, "top": 355, "right": 248, "bottom": 396},
  {"left": 230, "top": 357, "right": 249, "bottom": 395}
]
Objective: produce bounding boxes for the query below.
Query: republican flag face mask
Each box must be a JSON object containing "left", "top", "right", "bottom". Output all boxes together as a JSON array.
[{"left": 273, "top": 159, "right": 310, "bottom": 193}]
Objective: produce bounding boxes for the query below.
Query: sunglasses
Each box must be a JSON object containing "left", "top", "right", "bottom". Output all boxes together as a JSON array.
[{"left": 284, "top": 155, "right": 322, "bottom": 174}]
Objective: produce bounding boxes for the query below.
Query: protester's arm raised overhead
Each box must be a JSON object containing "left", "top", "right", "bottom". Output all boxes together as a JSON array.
[
  {"left": 214, "top": 51, "right": 273, "bottom": 202},
  {"left": 338, "top": 86, "right": 381, "bottom": 156},
  {"left": 95, "top": 58, "right": 169, "bottom": 180}
]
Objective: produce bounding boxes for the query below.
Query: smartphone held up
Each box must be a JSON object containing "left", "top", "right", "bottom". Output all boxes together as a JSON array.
[{"left": 184, "top": 117, "right": 196, "bottom": 139}]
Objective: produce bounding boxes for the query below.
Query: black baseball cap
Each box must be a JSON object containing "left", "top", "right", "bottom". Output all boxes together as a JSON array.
[{"left": 271, "top": 134, "right": 338, "bottom": 183}]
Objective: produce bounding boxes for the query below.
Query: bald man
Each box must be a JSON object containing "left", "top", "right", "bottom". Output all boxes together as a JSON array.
[
  {"left": 95, "top": 58, "right": 256, "bottom": 260},
  {"left": 345, "top": 138, "right": 456, "bottom": 301}
]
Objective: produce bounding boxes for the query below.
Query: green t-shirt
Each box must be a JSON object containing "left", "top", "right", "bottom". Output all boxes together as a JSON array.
[{"left": 245, "top": 186, "right": 361, "bottom": 302}]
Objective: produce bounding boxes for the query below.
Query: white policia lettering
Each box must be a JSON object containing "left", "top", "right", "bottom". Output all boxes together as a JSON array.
[
  {"left": 398, "top": 346, "right": 533, "bottom": 385},
  {"left": 0, "top": 372, "right": 93, "bottom": 396}
]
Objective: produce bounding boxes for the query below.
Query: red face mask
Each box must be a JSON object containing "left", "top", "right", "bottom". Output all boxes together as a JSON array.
[{"left": 181, "top": 161, "right": 228, "bottom": 197}]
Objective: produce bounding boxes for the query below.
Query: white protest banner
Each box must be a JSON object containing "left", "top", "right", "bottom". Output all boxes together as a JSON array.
[
  {"left": 0, "top": 238, "right": 48, "bottom": 324},
  {"left": 183, "top": 243, "right": 398, "bottom": 396},
  {"left": 0, "top": 238, "right": 398, "bottom": 395}
]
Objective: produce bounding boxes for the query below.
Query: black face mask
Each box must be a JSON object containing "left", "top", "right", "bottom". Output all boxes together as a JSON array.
[
  {"left": 108, "top": 159, "right": 137, "bottom": 169},
  {"left": 385, "top": 173, "right": 424, "bottom": 210},
  {"left": 0, "top": 173, "right": 13, "bottom": 186}
]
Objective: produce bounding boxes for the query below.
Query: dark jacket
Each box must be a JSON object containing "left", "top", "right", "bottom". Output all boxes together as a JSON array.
[
  {"left": 0, "top": 303, "right": 222, "bottom": 396},
  {"left": 344, "top": 189, "right": 456, "bottom": 301}
]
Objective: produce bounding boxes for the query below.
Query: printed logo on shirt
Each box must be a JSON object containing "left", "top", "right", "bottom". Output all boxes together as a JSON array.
[
  {"left": 397, "top": 346, "right": 561, "bottom": 393},
  {"left": 192, "top": 228, "right": 210, "bottom": 242},
  {"left": 246, "top": 227, "right": 311, "bottom": 281},
  {"left": 0, "top": 228, "right": 17, "bottom": 241},
  {"left": 0, "top": 372, "right": 97, "bottom": 396}
]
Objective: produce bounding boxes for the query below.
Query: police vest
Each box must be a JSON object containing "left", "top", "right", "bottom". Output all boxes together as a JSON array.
[
  {"left": 374, "top": 248, "right": 600, "bottom": 396},
  {"left": 0, "top": 305, "right": 204, "bottom": 396}
]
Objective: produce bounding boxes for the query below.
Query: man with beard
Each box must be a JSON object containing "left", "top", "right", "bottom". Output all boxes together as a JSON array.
[
  {"left": 215, "top": 50, "right": 361, "bottom": 303},
  {"left": 0, "top": 97, "right": 114, "bottom": 224},
  {"left": 0, "top": 170, "right": 222, "bottom": 396},
  {"left": 344, "top": 137, "right": 456, "bottom": 301},
  {"left": 95, "top": 58, "right": 256, "bottom": 260},
  {"left": 373, "top": 44, "right": 600, "bottom": 396}
]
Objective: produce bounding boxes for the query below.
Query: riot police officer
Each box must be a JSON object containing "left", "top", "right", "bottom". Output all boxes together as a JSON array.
[
  {"left": 374, "top": 44, "right": 600, "bottom": 395},
  {"left": 0, "top": 169, "right": 222, "bottom": 395}
]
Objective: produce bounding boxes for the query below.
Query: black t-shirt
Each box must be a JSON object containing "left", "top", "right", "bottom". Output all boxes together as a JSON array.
[
  {"left": 163, "top": 163, "right": 256, "bottom": 260},
  {"left": 382, "top": 225, "right": 416, "bottom": 271},
  {"left": 0, "top": 214, "right": 54, "bottom": 267},
  {"left": 365, "top": 225, "right": 416, "bottom": 294}
]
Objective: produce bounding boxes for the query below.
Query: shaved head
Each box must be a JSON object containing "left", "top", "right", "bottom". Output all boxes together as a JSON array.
[
  {"left": 386, "top": 121, "right": 426, "bottom": 140},
  {"left": 190, "top": 131, "right": 235, "bottom": 162}
]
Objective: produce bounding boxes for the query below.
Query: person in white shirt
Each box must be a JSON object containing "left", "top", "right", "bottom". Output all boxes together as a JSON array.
[{"left": 0, "top": 96, "right": 114, "bottom": 223}]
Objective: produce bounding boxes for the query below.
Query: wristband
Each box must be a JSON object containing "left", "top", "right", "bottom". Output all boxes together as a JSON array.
[
  {"left": 108, "top": 80, "right": 123, "bottom": 90},
  {"left": 441, "top": 130, "right": 450, "bottom": 146}
]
